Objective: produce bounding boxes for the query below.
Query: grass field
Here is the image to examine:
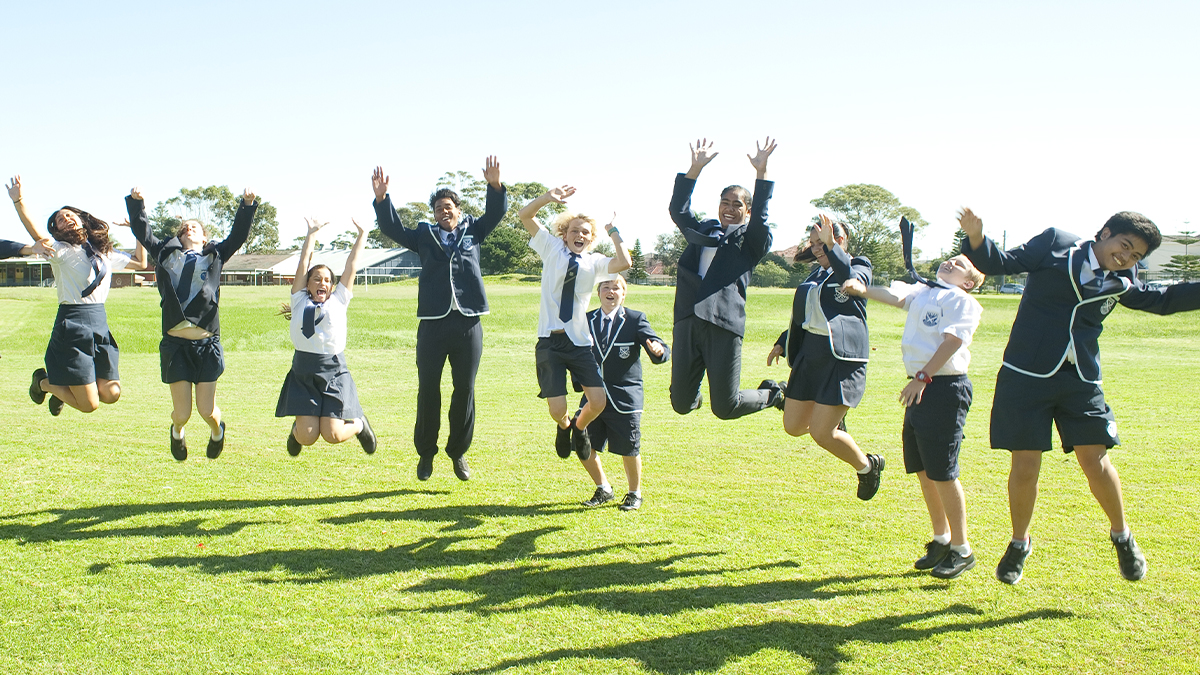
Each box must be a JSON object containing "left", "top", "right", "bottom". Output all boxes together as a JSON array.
[{"left": 0, "top": 279, "right": 1197, "bottom": 674}]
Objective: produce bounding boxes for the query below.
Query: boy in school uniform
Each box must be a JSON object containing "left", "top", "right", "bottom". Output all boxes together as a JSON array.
[
  {"left": 668, "top": 138, "right": 784, "bottom": 419},
  {"left": 843, "top": 242, "right": 986, "bottom": 579},
  {"left": 518, "top": 186, "right": 631, "bottom": 457},
  {"left": 371, "top": 159, "right": 507, "bottom": 482},
  {"left": 573, "top": 276, "right": 670, "bottom": 510},
  {"left": 960, "top": 207, "right": 1200, "bottom": 584}
]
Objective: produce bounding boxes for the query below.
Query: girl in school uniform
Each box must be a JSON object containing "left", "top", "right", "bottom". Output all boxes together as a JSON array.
[
  {"left": 276, "top": 217, "right": 376, "bottom": 456},
  {"left": 8, "top": 175, "right": 149, "bottom": 415},
  {"left": 767, "top": 215, "right": 885, "bottom": 500},
  {"left": 126, "top": 186, "right": 258, "bottom": 461}
]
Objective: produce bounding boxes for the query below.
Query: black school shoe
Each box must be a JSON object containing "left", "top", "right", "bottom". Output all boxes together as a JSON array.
[
  {"left": 570, "top": 415, "right": 591, "bottom": 459},
  {"left": 49, "top": 396, "right": 64, "bottom": 416},
  {"left": 287, "top": 430, "right": 303, "bottom": 457},
  {"left": 452, "top": 455, "right": 470, "bottom": 481},
  {"left": 856, "top": 454, "right": 885, "bottom": 500},
  {"left": 170, "top": 427, "right": 187, "bottom": 461},
  {"left": 416, "top": 454, "right": 434, "bottom": 481},
  {"left": 206, "top": 422, "right": 226, "bottom": 460},
  {"left": 931, "top": 550, "right": 976, "bottom": 579},
  {"left": 757, "top": 379, "right": 786, "bottom": 411},
  {"left": 555, "top": 423, "right": 572, "bottom": 459},
  {"left": 357, "top": 416, "right": 377, "bottom": 455},
  {"left": 1113, "top": 534, "right": 1147, "bottom": 581},
  {"left": 30, "top": 368, "right": 47, "bottom": 405},
  {"left": 618, "top": 492, "right": 643, "bottom": 511},
  {"left": 914, "top": 540, "right": 951, "bottom": 570},
  {"left": 582, "top": 486, "right": 614, "bottom": 507},
  {"left": 995, "top": 540, "right": 1032, "bottom": 585}
]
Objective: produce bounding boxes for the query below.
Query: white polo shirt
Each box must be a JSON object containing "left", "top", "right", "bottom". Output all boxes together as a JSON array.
[
  {"left": 529, "top": 228, "right": 614, "bottom": 346},
  {"left": 289, "top": 283, "right": 353, "bottom": 355},
  {"left": 895, "top": 281, "right": 982, "bottom": 377},
  {"left": 49, "top": 241, "right": 131, "bottom": 304}
]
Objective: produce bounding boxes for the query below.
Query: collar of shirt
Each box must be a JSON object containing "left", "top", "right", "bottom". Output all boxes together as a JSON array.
[{"left": 1080, "top": 246, "right": 1105, "bottom": 285}]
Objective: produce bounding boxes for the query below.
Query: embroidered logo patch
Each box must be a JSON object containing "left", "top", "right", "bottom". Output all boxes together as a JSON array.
[
  {"left": 1100, "top": 297, "right": 1116, "bottom": 315},
  {"left": 833, "top": 287, "right": 850, "bottom": 303},
  {"left": 199, "top": 271, "right": 208, "bottom": 282},
  {"left": 1107, "top": 420, "right": 1118, "bottom": 439},
  {"left": 922, "top": 310, "right": 939, "bottom": 327},
  {"left": 461, "top": 235, "right": 474, "bottom": 251},
  {"left": 618, "top": 345, "right": 631, "bottom": 359}
]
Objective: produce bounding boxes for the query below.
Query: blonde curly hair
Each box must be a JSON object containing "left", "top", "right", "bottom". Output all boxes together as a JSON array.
[{"left": 550, "top": 212, "right": 599, "bottom": 250}]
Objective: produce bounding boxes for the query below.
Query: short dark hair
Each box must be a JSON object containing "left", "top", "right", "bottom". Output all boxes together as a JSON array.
[
  {"left": 429, "top": 188, "right": 460, "bottom": 211},
  {"left": 720, "top": 185, "right": 752, "bottom": 211},
  {"left": 1097, "top": 211, "right": 1161, "bottom": 255}
]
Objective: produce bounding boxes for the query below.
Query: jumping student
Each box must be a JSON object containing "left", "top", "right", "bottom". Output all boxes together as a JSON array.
[
  {"left": 573, "top": 276, "right": 670, "bottom": 510},
  {"left": 842, "top": 218, "right": 985, "bottom": 578},
  {"left": 668, "top": 138, "right": 783, "bottom": 420},
  {"left": 9, "top": 175, "right": 149, "bottom": 416},
  {"left": 371, "top": 159, "right": 507, "bottom": 482},
  {"left": 276, "top": 218, "right": 376, "bottom": 456},
  {"left": 960, "top": 207, "right": 1200, "bottom": 584},
  {"left": 127, "top": 186, "right": 258, "bottom": 460},
  {"left": 518, "top": 188, "right": 631, "bottom": 459},
  {"left": 767, "top": 215, "right": 884, "bottom": 500}
]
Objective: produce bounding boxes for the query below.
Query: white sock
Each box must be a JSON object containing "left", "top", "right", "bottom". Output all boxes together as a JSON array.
[
  {"left": 1011, "top": 537, "right": 1031, "bottom": 550},
  {"left": 932, "top": 533, "right": 951, "bottom": 545},
  {"left": 211, "top": 424, "right": 224, "bottom": 441},
  {"left": 630, "top": 490, "right": 641, "bottom": 497},
  {"left": 856, "top": 463, "right": 871, "bottom": 474},
  {"left": 952, "top": 543, "right": 972, "bottom": 556},
  {"left": 598, "top": 483, "right": 611, "bottom": 492},
  {"left": 1111, "top": 528, "right": 1132, "bottom": 543},
  {"left": 172, "top": 425, "right": 184, "bottom": 440}
]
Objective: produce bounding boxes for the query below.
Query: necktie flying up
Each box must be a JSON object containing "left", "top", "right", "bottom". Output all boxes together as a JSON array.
[
  {"left": 79, "top": 242, "right": 108, "bottom": 298},
  {"left": 900, "top": 216, "right": 939, "bottom": 289},
  {"left": 559, "top": 253, "right": 579, "bottom": 323}
]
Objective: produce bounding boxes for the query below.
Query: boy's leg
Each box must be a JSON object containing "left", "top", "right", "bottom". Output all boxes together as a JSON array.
[
  {"left": 932, "top": 478, "right": 968, "bottom": 546},
  {"left": 444, "top": 315, "right": 482, "bottom": 459},
  {"left": 1074, "top": 445, "right": 1127, "bottom": 532},
  {"left": 669, "top": 318, "right": 706, "bottom": 415},
  {"left": 1008, "top": 450, "right": 1043, "bottom": 540},
  {"left": 414, "top": 319, "right": 450, "bottom": 458},
  {"left": 622, "top": 455, "right": 641, "bottom": 493},
  {"left": 96, "top": 379, "right": 122, "bottom": 404},
  {"left": 581, "top": 452, "right": 608, "bottom": 486},
  {"left": 547, "top": 395, "right": 570, "bottom": 427},
  {"left": 577, "top": 386, "right": 607, "bottom": 428},
  {"left": 701, "top": 322, "right": 774, "bottom": 419},
  {"left": 917, "top": 472, "right": 950, "bottom": 539}
]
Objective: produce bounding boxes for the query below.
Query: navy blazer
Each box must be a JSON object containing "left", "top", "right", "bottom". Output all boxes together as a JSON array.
[
  {"left": 776, "top": 243, "right": 873, "bottom": 365},
  {"left": 582, "top": 306, "right": 670, "bottom": 414},
  {"left": 373, "top": 184, "right": 508, "bottom": 319},
  {"left": 669, "top": 174, "right": 773, "bottom": 337},
  {"left": 964, "top": 227, "right": 1200, "bottom": 383},
  {"left": 127, "top": 195, "right": 257, "bottom": 336},
  {"left": 0, "top": 239, "right": 27, "bottom": 259}
]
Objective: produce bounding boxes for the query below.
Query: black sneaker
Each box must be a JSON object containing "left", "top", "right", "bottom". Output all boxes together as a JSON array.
[
  {"left": 30, "top": 368, "right": 47, "bottom": 405},
  {"left": 555, "top": 423, "right": 572, "bottom": 459},
  {"left": 49, "top": 395, "right": 65, "bottom": 416},
  {"left": 757, "top": 379, "right": 785, "bottom": 411},
  {"left": 570, "top": 415, "right": 591, "bottom": 459},
  {"left": 452, "top": 455, "right": 470, "bottom": 481},
  {"left": 618, "top": 493, "right": 643, "bottom": 511},
  {"left": 996, "top": 540, "right": 1032, "bottom": 585},
  {"left": 856, "top": 454, "right": 885, "bottom": 500},
  {"left": 932, "top": 550, "right": 976, "bottom": 579},
  {"left": 914, "top": 540, "right": 951, "bottom": 570},
  {"left": 206, "top": 422, "right": 226, "bottom": 460},
  {"left": 287, "top": 431, "right": 302, "bottom": 457},
  {"left": 1112, "top": 534, "right": 1147, "bottom": 581},
  {"left": 416, "top": 454, "right": 434, "bottom": 481},
  {"left": 170, "top": 427, "right": 187, "bottom": 461},
  {"left": 357, "top": 416, "right": 377, "bottom": 455},
  {"left": 582, "top": 486, "right": 614, "bottom": 507}
]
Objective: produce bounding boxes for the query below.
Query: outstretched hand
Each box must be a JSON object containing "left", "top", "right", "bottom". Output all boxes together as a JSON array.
[
  {"left": 372, "top": 166, "right": 389, "bottom": 202},
  {"left": 112, "top": 218, "right": 131, "bottom": 229},
  {"left": 33, "top": 239, "right": 54, "bottom": 257},
  {"left": 546, "top": 185, "right": 576, "bottom": 203},
  {"left": 767, "top": 343, "right": 784, "bottom": 366},
  {"left": 130, "top": 187, "right": 144, "bottom": 201},
  {"left": 304, "top": 217, "right": 327, "bottom": 237},
  {"left": 689, "top": 138, "right": 719, "bottom": 172},
  {"left": 243, "top": 189, "right": 256, "bottom": 205},
  {"left": 7, "top": 175, "right": 22, "bottom": 203},
  {"left": 815, "top": 213, "right": 836, "bottom": 247},
  {"left": 747, "top": 136, "right": 777, "bottom": 177},
  {"left": 957, "top": 207, "right": 983, "bottom": 240},
  {"left": 482, "top": 155, "right": 501, "bottom": 189}
]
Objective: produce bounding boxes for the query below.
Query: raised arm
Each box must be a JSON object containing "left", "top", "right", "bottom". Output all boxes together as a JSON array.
[
  {"left": 125, "top": 187, "right": 164, "bottom": 255},
  {"left": 684, "top": 138, "right": 718, "bottom": 180},
  {"left": 339, "top": 219, "right": 368, "bottom": 292},
  {"left": 468, "top": 156, "right": 509, "bottom": 240},
  {"left": 370, "top": 166, "right": 419, "bottom": 250},
  {"left": 746, "top": 136, "right": 776, "bottom": 182},
  {"left": 518, "top": 185, "right": 575, "bottom": 236},
  {"left": 7, "top": 175, "right": 47, "bottom": 241},
  {"left": 841, "top": 279, "right": 908, "bottom": 308},
  {"left": 292, "top": 218, "right": 325, "bottom": 295},
  {"left": 958, "top": 207, "right": 985, "bottom": 252},
  {"left": 214, "top": 189, "right": 258, "bottom": 260},
  {"left": 111, "top": 218, "right": 151, "bottom": 271},
  {"left": 605, "top": 213, "right": 631, "bottom": 274}
]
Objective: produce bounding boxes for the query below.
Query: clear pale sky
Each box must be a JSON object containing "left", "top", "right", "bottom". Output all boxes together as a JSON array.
[{"left": 3, "top": 0, "right": 1196, "bottom": 259}]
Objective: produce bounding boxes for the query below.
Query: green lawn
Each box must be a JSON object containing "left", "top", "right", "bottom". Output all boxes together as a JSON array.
[{"left": 0, "top": 280, "right": 1197, "bottom": 674}]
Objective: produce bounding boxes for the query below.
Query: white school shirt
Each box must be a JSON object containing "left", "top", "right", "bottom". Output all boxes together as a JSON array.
[
  {"left": 894, "top": 281, "right": 982, "bottom": 377},
  {"left": 697, "top": 245, "right": 718, "bottom": 278},
  {"left": 289, "top": 283, "right": 353, "bottom": 355},
  {"left": 528, "top": 229, "right": 614, "bottom": 346},
  {"left": 48, "top": 241, "right": 131, "bottom": 304}
]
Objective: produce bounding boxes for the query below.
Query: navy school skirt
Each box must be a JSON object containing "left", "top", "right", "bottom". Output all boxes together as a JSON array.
[
  {"left": 45, "top": 304, "right": 119, "bottom": 386},
  {"left": 785, "top": 330, "right": 867, "bottom": 408},
  {"left": 275, "top": 351, "right": 363, "bottom": 420}
]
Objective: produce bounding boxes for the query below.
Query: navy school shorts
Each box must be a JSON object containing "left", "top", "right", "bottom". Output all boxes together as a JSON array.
[
  {"left": 990, "top": 365, "right": 1119, "bottom": 452},
  {"left": 902, "top": 374, "right": 973, "bottom": 481},
  {"left": 160, "top": 334, "right": 225, "bottom": 384},
  {"left": 536, "top": 332, "right": 603, "bottom": 398}
]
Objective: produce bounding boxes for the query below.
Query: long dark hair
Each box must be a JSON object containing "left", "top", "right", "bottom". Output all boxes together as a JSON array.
[{"left": 47, "top": 206, "right": 114, "bottom": 254}]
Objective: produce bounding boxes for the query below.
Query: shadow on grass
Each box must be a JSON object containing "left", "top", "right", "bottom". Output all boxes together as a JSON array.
[
  {"left": 453, "top": 604, "right": 1074, "bottom": 675},
  {"left": 0, "top": 489, "right": 437, "bottom": 543},
  {"left": 321, "top": 501, "right": 581, "bottom": 531}
]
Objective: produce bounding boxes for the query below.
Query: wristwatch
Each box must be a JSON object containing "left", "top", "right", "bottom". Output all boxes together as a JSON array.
[{"left": 914, "top": 371, "right": 933, "bottom": 384}]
